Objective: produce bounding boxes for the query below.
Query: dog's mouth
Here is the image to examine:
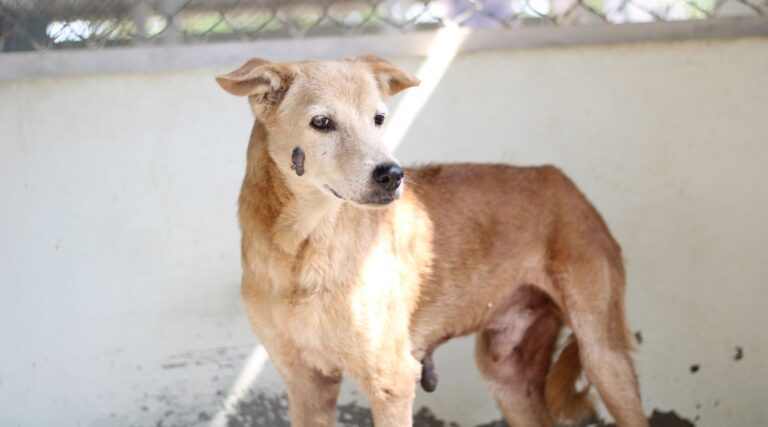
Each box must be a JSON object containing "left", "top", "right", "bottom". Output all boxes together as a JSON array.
[
  {"left": 324, "top": 185, "right": 401, "bottom": 206},
  {"left": 324, "top": 185, "right": 344, "bottom": 200},
  {"left": 363, "top": 193, "right": 398, "bottom": 206},
  {"left": 358, "top": 188, "right": 402, "bottom": 206}
]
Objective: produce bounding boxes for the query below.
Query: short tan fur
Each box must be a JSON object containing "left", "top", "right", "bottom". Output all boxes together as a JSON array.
[{"left": 216, "top": 56, "right": 647, "bottom": 427}]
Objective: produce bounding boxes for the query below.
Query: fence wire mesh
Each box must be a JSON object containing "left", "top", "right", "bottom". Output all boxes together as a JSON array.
[{"left": 1, "top": 0, "right": 765, "bottom": 52}]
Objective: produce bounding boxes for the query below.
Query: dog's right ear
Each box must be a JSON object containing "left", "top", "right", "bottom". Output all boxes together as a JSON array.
[{"left": 216, "top": 58, "right": 295, "bottom": 107}]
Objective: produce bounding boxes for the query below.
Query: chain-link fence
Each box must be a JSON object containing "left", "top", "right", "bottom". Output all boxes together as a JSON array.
[{"left": 0, "top": 0, "right": 765, "bottom": 52}]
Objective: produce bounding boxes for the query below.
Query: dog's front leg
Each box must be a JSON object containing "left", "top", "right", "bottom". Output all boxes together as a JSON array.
[
  {"left": 367, "top": 376, "right": 416, "bottom": 427},
  {"left": 356, "top": 354, "right": 419, "bottom": 427},
  {"left": 269, "top": 347, "right": 342, "bottom": 427}
]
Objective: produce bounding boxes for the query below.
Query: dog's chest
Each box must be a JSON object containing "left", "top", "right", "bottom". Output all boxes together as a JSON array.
[{"left": 281, "top": 241, "right": 408, "bottom": 372}]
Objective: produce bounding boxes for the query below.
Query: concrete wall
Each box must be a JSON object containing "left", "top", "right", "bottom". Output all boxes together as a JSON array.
[{"left": 1, "top": 36, "right": 766, "bottom": 426}]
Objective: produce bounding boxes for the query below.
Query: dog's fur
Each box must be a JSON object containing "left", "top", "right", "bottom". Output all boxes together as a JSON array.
[{"left": 216, "top": 56, "right": 647, "bottom": 427}]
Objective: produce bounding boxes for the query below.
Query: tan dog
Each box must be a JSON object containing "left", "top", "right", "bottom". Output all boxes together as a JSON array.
[{"left": 216, "top": 56, "right": 647, "bottom": 427}]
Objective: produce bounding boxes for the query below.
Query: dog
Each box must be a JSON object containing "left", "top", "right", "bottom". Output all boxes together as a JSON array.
[{"left": 216, "top": 56, "right": 647, "bottom": 427}]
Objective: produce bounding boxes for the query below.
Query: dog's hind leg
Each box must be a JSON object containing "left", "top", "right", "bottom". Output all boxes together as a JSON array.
[
  {"left": 555, "top": 257, "right": 648, "bottom": 427},
  {"left": 475, "top": 299, "right": 562, "bottom": 427}
]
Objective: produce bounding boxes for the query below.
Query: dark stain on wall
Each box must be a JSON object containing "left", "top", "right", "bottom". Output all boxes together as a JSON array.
[
  {"left": 689, "top": 364, "right": 700, "bottom": 374},
  {"left": 734, "top": 346, "right": 743, "bottom": 361},
  {"left": 634, "top": 330, "right": 643, "bottom": 345}
]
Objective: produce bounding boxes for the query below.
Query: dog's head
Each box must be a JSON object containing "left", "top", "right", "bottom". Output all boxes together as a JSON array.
[{"left": 217, "top": 56, "right": 419, "bottom": 206}]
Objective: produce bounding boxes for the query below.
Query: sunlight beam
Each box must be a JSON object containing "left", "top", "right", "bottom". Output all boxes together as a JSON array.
[
  {"left": 209, "top": 344, "right": 270, "bottom": 427},
  {"left": 384, "top": 26, "right": 468, "bottom": 151}
]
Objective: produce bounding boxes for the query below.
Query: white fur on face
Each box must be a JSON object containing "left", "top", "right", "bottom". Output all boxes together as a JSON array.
[{"left": 268, "top": 64, "right": 400, "bottom": 206}]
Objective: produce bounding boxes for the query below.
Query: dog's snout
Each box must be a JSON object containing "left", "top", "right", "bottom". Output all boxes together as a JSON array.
[{"left": 372, "top": 163, "right": 404, "bottom": 192}]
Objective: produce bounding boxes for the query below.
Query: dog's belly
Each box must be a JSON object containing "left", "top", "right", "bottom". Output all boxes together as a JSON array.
[
  {"left": 408, "top": 253, "right": 562, "bottom": 361},
  {"left": 411, "top": 283, "right": 561, "bottom": 391},
  {"left": 478, "top": 285, "right": 559, "bottom": 356}
]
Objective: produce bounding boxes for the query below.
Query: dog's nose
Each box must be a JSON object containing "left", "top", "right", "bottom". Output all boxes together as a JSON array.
[{"left": 372, "top": 162, "right": 404, "bottom": 191}]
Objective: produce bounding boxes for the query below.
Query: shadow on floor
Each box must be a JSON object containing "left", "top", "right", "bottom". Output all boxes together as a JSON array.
[{"left": 224, "top": 391, "right": 694, "bottom": 427}]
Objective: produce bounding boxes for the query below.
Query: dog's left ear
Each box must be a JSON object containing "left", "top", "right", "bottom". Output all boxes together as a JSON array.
[
  {"left": 216, "top": 58, "right": 295, "bottom": 108},
  {"left": 352, "top": 55, "right": 420, "bottom": 97}
]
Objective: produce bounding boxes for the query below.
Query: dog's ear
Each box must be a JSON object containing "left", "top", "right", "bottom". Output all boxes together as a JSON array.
[
  {"left": 216, "top": 58, "right": 295, "bottom": 106},
  {"left": 352, "top": 55, "right": 420, "bottom": 97}
]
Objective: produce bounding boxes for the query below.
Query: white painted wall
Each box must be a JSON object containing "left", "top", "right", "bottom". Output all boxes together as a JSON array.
[{"left": 1, "top": 36, "right": 766, "bottom": 427}]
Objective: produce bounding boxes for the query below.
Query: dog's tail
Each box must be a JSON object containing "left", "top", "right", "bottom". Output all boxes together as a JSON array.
[{"left": 545, "top": 335, "right": 594, "bottom": 424}]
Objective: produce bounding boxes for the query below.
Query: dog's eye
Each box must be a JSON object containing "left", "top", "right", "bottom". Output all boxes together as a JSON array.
[
  {"left": 374, "top": 113, "right": 386, "bottom": 127},
  {"left": 310, "top": 115, "right": 334, "bottom": 131}
]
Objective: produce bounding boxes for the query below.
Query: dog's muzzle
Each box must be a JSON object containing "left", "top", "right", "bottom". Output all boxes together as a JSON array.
[{"left": 363, "top": 162, "right": 403, "bottom": 205}]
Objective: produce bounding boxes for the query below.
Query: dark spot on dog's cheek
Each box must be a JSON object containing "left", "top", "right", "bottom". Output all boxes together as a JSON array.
[
  {"left": 689, "top": 364, "right": 700, "bottom": 374},
  {"left": 734, "top": 346, "right": 743, "bottom": 361},
  {"left": 634, "top": 330, "right": 643, "bottom": 345},
  {"left": 291, "top": 147, "right": 305, "bottom": 176}
]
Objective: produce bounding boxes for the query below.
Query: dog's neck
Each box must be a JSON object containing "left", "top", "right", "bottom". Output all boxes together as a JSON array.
[{"left": 240, "top": 121, "right": 353, "bottom": 257}]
